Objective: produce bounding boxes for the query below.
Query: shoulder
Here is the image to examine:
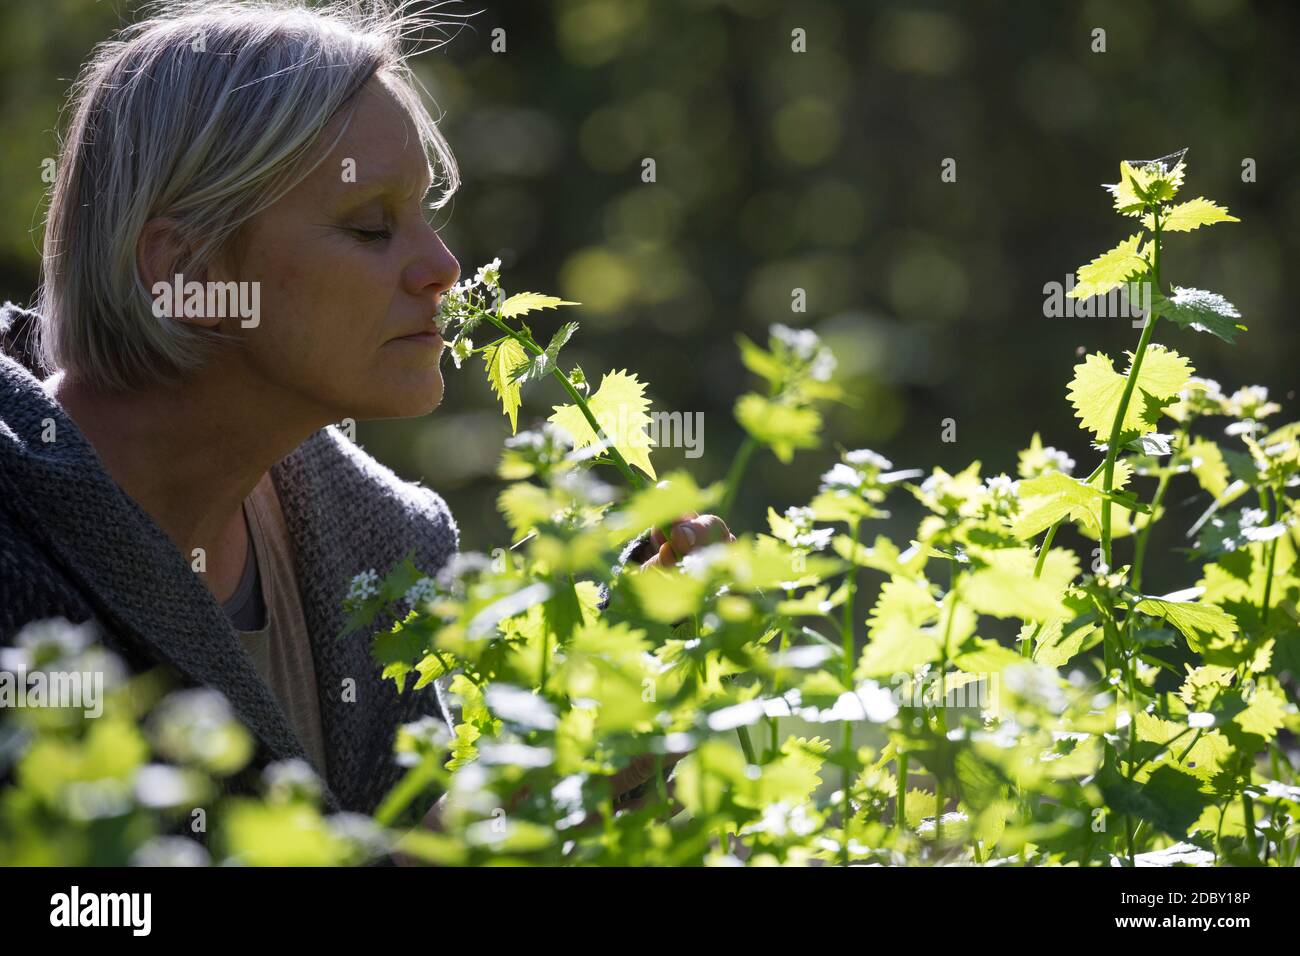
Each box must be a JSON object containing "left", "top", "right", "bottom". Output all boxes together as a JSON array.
[
  {"left": 0, "top": 506, "right": 95, "bottom": 643},
  {"left": 273, "top": 425, "right": 459, "bottom": 576}
]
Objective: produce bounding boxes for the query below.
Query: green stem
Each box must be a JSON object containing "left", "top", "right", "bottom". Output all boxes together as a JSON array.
[
  {"left": 1021, "top": 462, "right": 1105, "bottom": 658},
  {"left": 719, "top": 436, "right": 758, "bottom": 519},
  {"left": 1100, "top": 210, "right": 1162, "bottom": 570},
  {"left": 840, "top": 516, "right": 861, "bottom": 867},
  {"left": 896, "top": 751, "right": 908, "bottom": 833},
  {"left": 1131, "top": 427, "right": 1184, "bottom": 593},
  {"left": 479, "top": 308, "right": 681, "bottom": 554},
  {"left": 374, "top": 756, "right": 441, "bottom": 828},
  {"left": 934, "top": 565, "right": 959, "bottom": 851},
  {"left": 842, "top": 518, "right": 861, "bottom": 686},
  {"left": 1260, "top": 486, "right": 1279, "bottom": 626},
  {"left": 1243, "top": 789, "right": 1259, "bottom": 862},
  {"left": 736, "top": 726, "right": 756, "bottom": 764}
]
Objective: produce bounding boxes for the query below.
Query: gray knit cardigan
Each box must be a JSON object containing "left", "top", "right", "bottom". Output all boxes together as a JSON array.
[{"left": 0, "top": 302, "right": 459, "bottom": 816}]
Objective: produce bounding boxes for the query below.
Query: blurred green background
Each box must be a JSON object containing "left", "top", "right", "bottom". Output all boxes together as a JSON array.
[{"left": 2, "top": 0, "right": 1297, "bottom": 594}]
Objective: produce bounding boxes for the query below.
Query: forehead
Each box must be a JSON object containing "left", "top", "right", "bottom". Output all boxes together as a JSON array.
[{"left": 316, "top": 77, "right": 433, "bottom": 198}]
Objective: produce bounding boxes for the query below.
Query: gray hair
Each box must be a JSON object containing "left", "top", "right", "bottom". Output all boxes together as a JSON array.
[{"left": 37, "top": 0, "right": 464, "bottom": 391}]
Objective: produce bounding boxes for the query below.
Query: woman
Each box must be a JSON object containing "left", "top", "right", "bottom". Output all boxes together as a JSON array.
[{"left": 0, "top": 1, "right": 729, "bottom": 822}]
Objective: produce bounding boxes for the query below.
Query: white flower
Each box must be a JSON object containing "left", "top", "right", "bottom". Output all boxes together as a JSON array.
[
  {"left": 1044, "top": 446, "right": 1076, "bottom": 476},
  {"left": 781, "top": 505, "right": 834, "bottom": 551},
  {"left": 474, "top": 257, "right": 503, "bottom": 290},
  {"left": 844, "top": 448, "right": 892, "bottom": 471},
  {"left": 984, "top": 473, "right": 1018, "bottom": 499},
  {"left": 771, "top": 323, "right": 821, "bottom": 361},
  {"left": 1187, "top": 376, "right": 1223, "bottom": 402},
  {"left": 810, "top": 348, "right": 837, "bottom": 382},
  {"left": 347, "top": 569, "right": 380, "bottom": 604},
  {"left": 403, "top": 576, "right": 437, "bottom": 608},
  {"left": 819, "top": 462, "right": 864, "bottom": 493},
  {"left": 450, "top": 335, "right": 474, "bottom": 369}
]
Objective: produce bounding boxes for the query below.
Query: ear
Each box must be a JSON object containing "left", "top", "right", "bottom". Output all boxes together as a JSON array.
[{"left": 138, "top": 218, "right": 219, "bottom": 329}]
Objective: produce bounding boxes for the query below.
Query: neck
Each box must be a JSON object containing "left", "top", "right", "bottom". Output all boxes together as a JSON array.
[{"left": 44, "top": 361, "right": 328, "bottom": 574}]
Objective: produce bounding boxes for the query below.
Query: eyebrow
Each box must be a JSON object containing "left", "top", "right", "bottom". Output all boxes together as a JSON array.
[{"left": 334, "top": 166, "right": 436, "bottom": 212}]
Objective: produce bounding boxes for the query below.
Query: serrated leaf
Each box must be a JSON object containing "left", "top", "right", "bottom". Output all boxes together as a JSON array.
[
  {"left": 510, "top": 321, "right": 579, "bottom": 384},
  {"left": 1068, "top": 233, "right": 1147, "bottom": 299},
  {"left": 1099, "top": 764, "right": 1212, "bottom": 840},
  {"left": 1186, "top": 438, "right": 1230, "bottom": 498},
  {"left": 1028, "top": 617, "right": 1100, "bottom": 668},
  {"left": 549, "top": 369, "right": 656, "bottom": 480},
  {"left": 960, "top": 547, "right": 1079, "bottom": 621},
  {"left": 736, "top": 334, "right": 784, "bottom": 386},
  {"left": 497, "top": 482, "right": 558, "bottom": 539},
  {"left": 1233, "top": 684, "right": 1287, "bottom": 743},
  {"left": 498, "top": 291, "right": 580, "bottom": 319},
  {"left": 1108, "top": 155, "right": 1186, "bottom": 215},
  {"left": 1134, "top": 597, "right": 1237, "bottom": 654},
  {"left": 483, "top": 337, "right": 528, "bottom": 433},
  {"left": 1011, "top": 473, "right": 1102, "bottom": 540},
  {"left": 1143, "top": 197, "right": 1239, "bottom": 233},
  {"left": 734, "top": 394, "right": 821, "bottom": 463},
  {"left": 1151, "top": 287, "right": 1246, "bottom": 344},
  {"left": 1066, "top": 345, "right": 1194, "bottom": 441}
]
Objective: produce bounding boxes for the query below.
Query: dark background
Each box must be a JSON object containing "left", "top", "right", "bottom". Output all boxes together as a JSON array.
[{"left": 2, "top": 0, "right": 1297, "bottom": 595}]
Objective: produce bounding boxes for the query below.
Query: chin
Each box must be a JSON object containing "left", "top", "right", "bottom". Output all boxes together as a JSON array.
[
  {"left": 387, "top": 369, "right": 444, "bottom": 418},
  {"left": 350, "top": 368, "right": 444, "bottom": 420}
]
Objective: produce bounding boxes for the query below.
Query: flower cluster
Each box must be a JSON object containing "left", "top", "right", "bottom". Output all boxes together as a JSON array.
[
  {"left": 345, "top": 569, "right": 380, "bottom": 608},
  {"left": 403, "top": 576, "right": 438, "bottom": 610},
  {"left": 820, "top": 448, "right": 893, "bottom": 496},
  {"left": 771, "top": 323, "right": 836, "bottom": 383}
]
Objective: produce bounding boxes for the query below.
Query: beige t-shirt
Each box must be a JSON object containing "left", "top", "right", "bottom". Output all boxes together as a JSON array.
[{"left": 226, "top": 474, "right": 330, "bottom": 778}]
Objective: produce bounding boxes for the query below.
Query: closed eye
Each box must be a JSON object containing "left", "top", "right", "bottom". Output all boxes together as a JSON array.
[{"left": 350, "top": 227, "right": 392, "bottom": 244}]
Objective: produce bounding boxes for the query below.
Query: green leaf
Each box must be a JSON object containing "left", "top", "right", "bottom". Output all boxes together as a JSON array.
[
  {"left": 1099, "top": 764, "right": 1212, "bottom": 841},
  {"left": 1066, "top": 345, "right": 1194, "bottom": 441},
  {"left": 1232, "top": 683, "right": 1287, "bottom": 744},
  {"left": 1067, "top": 232, "right": 1146, "bottom": 299},
  {"left": 734, "top": 394, "right": 821, "bottom": 463},
  {"left": 549, "top": 369, "right": 657, "bottom": 480},
  {"left": 372, "top": 615, "right": 431, "bottom": 677},
  {"left": 608, "top": 470, "right": 718, "bottom": 542},
  {"left": 628, "top": 567, "right": 707, "bottom": 624},
  {"left": 1185, "top": 437, "right": 1230, "bottom": 498},
  {"left": 959, "top": 547, "right": 1079, "bottom": 621},
  {"left": 510, "top": 321, "right": 579, "bottom": 383},
  {"left": 1109, "top": 156, "right": 1186, "bottom": 215},
  {"left": 1143, "top": 197, "right": 1239, "bottom": 233},
  {"left": 1134, "top": 597, "right": 1238, "bottom": 654},
  {"left": 497, "top": 482, "right": 559, "bottom": 539},
  {"left": 413, "top": 650, "right": 453, "bottom": 690},
  {"left": 736, "top": 334, "right": 784, "bottom": 387},
  {"left": 483, "top": 337, "right": 529, "bottom": 433},
  {"left": 1011, "top": 462, "right": 1133, "bottom": 540},
  {"left": 1151, "top": 287, "right": 1246, "bottom": 344},
  {"left": 1028, "top": 616, "right": 1101, "bottom": 668},
  {"left": 498, "top": 291, "right": 580, "bottom": 319},
  {"left": 1011, "top": 473, "right": 1102, "bottom": 540}
]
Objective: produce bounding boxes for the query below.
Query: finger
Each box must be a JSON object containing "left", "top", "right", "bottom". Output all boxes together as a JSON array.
[
  {"left": 650, "top": 512, "right": 696, "bottom": 550},
  {"left": 669, "top": 514, "right": 731, "bottom": 556}
]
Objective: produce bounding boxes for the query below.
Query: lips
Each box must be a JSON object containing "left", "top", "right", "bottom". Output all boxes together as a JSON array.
[
  {"left": 394, "top": 328, "right": 443, "bottom": 344},
  {"left": 393, "top": 320, "right": 442, "bottom": 342}
]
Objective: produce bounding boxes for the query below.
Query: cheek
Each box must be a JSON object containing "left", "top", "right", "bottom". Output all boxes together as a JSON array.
[{"left": 261, "top": 252, "right": 386, "bottom": 365}]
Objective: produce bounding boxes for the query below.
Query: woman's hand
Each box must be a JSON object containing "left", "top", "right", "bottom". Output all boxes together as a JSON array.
[{"left": 639, "top": 513, "right": 735, "bottom": 570}]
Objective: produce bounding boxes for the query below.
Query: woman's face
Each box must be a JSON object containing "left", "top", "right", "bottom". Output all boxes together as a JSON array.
[{"left": 220, "top": 75, "right": 459, "bottom": 422}]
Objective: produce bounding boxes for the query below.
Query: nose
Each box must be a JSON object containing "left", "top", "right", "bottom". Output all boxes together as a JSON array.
[{"left": 404, "top": 227, "right": 460, "bottom": 307}]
